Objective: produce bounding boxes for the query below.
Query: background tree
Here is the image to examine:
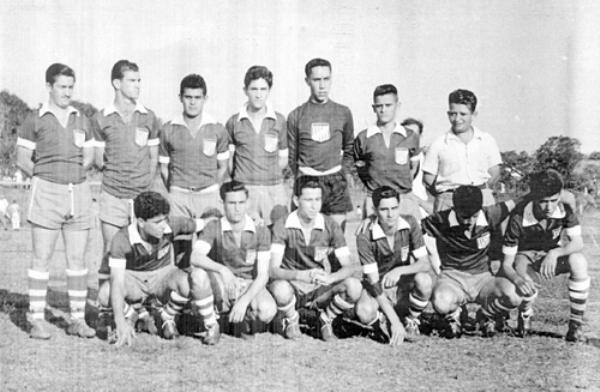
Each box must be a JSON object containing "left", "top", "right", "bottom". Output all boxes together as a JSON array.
[
  {"left": 533, "top": 135, "right": 583, "bottom": 188},
  {"left": 0, "top": 90, "right": 31, "bottom": 176}
]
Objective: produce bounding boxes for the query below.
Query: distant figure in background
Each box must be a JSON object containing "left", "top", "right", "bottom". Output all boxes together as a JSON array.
[{"left": 7, "top": 199, "right": 20, "bottom": 230}]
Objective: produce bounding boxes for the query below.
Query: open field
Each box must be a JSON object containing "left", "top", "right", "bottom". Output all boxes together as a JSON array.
[{"left": 0, "top": 188, "right": 599, "bottom": 391}]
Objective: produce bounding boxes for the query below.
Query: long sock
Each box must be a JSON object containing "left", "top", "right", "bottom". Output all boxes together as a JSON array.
[
  {"left": 408, "top": 292, "right": 429, "bottom": 319},
  {"left": 324, "top": 294, "right": 354, "bottom": 321},
  {"left": 28, "top": 269, "right": 49, "bottom": 320},
  {"left": 278, "top": 296, "right": 299, "bottom": 321},
  {"left": 518, "top": 291, "right": 538, "bottom": 317},
  {"left": 161, "top": 291, "right": 189, "bottom": 321},
  {"left": 481, "top": 297, "right": 513, "bottom": 319},
  {"left": 66, "top": 268, "right": 88, "bottom": 320},
  {"left": 568, "top": 277, "right": 590, "bottom": 326},
  {"left": 193, "top": 295, "right": 217, "bottom": 327},
  {"left": 446, "top": 307, "right": 461, "bottom": 323}
]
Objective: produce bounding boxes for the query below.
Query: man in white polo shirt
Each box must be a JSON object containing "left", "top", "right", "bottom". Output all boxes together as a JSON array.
[{"left": 423, "top": 89, "right": 501, "bottom": 212}]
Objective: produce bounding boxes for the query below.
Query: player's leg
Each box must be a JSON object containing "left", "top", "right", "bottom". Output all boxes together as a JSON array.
[
  {"left": 403, "top": 272, "right": 433, "bottom": 340},
  {"left": 249, "top": 288, "right": 277, "bottom": 324},
  {"left": 188, "top": 268, "right": 220, "bottom": 344},
  {"left": 28, "top": 225, "right": 60, "bottom": 339},
  {"left": 319, "top": 277, "right": 362, "bottom": 341},
  {"left": 354, "top": 289, "right": 380, "bottom": 326},
  {"left": 514, "top": 253, "right": 538, "bottom": 336},
  {"left": 563, "top": 253, "right": 590, "bottom": 342},
  {"left": 148, "top": 267, "right": 191, "bottom": 339},
  {"left": 63, "top": 228, "right": 95, "bottom": 338},
  {"left": 477, "top": 277, "right": 521, "bottom": 337},
  {"left": 431, "top": 273, "right": 467, "bottom": 338},
  {"left": 269, "top": 279, "right": 301, "bottom": 339}
]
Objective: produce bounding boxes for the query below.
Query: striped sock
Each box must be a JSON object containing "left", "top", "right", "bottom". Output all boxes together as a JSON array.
[
  {"left": 408, "top": 292, "right": 429, "bottom": 319},
  {"left": 66, "top": 268, "right": 88, "bottom": 320},
  {"left": 161, "top": 291, "right": 189, "bottom": 321},
  {"left": 481, "top": 297, "right": 513, "bottom": 319},
  {"left": 193, "top": 295, "right": 217, "bottom": 327},
  {"left": 446, "top": 307, "right": 461, "bottom": 323},
  {"left": 278, "top": 297, "right": 299, "bottom": 321},
  {"left": 568, "top": 277, "right": 590, "bottom": 326},
  {"left": 518, "top": 291, "right": 538, "bottom": 317},
  {"left": 28, "top": 269, "right": 49, "bottom": 320},
  {"left": 324, "top": 294, "right": 354, "bottom": 321}
]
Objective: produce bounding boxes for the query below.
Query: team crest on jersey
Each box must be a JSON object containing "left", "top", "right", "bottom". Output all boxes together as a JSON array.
[
  {"left": 264, "top": 133, "right": 278, "bottom": 153},
  {"left": 394, "top": 147, "right": 409, "bottom": 165},
  {"left": 134, "top": 127, "right": 149, "bottom": 147},
  {"left": 72, "top": 129, "right": 85, "bottom": 148},
  {"left": 245, "top": 249, "right": 257, "bottom": 265},
  {"left": 401, "top": 246, "right": 409, "bottom": 261},
  {"left": 311, "top": 123, "right": 330, "bottom": 142},
  {"left": 552, "top": 227, "right": 562, "bottom": 239},
  {"left": 203, "top": 138, "right": 216, "bottom": 156},
  {"left": 157, "top": 245, "right": 170, "bottom": 260},
  {"left": 314, "top": 246, "right": 329, "bottom": 262},
  {"left": 477, "top": 233, "right": 490, "bottom": 249}
]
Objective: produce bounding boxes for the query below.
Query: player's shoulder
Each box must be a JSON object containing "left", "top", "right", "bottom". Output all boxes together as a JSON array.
[
  {"left": 355, "top": 128, "right": 369, "bottom": 140},
  {"left": 322, "top": 214, "right": 342, "bottom": 232},
  {"left": 226, "top": 113, "right": 240, "bottom": 127}
]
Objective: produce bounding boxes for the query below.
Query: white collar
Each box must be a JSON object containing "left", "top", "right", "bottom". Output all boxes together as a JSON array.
[
  {"left": 371, "top": 216, "right": 411, "bottom": 240},
  {"left": 170, "top": 112, "right": 217, "bottom": 128},
  {"left": 39, "top": 102, "right": 78, "bottom": 118},
  {"left": 448, "top": 209, "right": 488, "bottom": 228},
  {"left": 127, "top": 222, "right": 172, "bottom": 246},
  {"left": 103, "top": 101, "right": 148, "bottom": 115},
  {"left": 284, "top": 210, "right": 325, "bottom": 231},
  {"left": 238, "top": 103, "right": 276, "bottom": 121},
  {"left": 220, "top": 215, "right": 256, "bottom": 233},
  {"left": 445, "top": 126, "right": 483, "bottom": 143},
  {"left": 522, "top": 201, "right": 566, "bottom": 227},
  {"left": 365, "top": 122, "right": 406, "bottom": 138}
]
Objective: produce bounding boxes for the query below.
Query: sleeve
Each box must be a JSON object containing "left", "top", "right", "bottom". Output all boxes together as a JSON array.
[
  {"left": 563, "top": 204, "right": 581, "bottom": 237},
  {"left": 405, "top": 215, "right": 427, "bottom": 258},
  {"left": 194, "top": 221, "right": 217, "bottom": 255},
  {"left": 216, "top": 124, "right": 230, "bottom": 160},
  {"left": 421, "top": 214, "right": 440, "bottom": 238},
  {"left": 158, "top": 124, "right": 170, "bottom": 164},
  {"left": 91, "top": 113, "right": 106, "bottom": 147},
  {"left": 356, "top": 233, "right": 376, "bottom": 268},
  {"left": 422, "top": 138, "right": 440, "bottom": 176},
  {"left": 225, "top": 116, "right": 236, "bottom": 152},
  {"left": 108, "top": 233, "right": 130, "bottom": 269},
  {"left": 256, "top": 227, "right": 272, "bottom": 263},
  {"left": 147, "top": 112, "right": 161, "bottom": 146},
  {"left": 487, "top": 134, "right": 502, "bottom": 168},
  {"left": 502, "top": 213, "right": 523, "bottom": 256},
  {"left": 277, "top": 113, "right": 288, "bottom": 157},
  {"left": 17, "top": 113, "right": 36, "bottom": 150},
  {"left": 330, "top": 219, "right": 350, "bottom": 259},
  {"left": 484, "top": 202, "right": 511, "bottom": 228},
  {"left": 353, "top": 133, "right": 370, "bottom": 186},
  {"left": 287, "top": 109, "right": 298, "bottom": 175},
  {"left": 270, "top": 219, "right": 287, "bottom": 256},
  {"left": 341, "top": 107, "right": 355, "bottom": 174},
  {"left": 409, "top": 133, "right": 420, "bottom": 161}
]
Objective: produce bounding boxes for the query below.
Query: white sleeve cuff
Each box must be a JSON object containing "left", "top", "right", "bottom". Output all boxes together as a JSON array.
[
  {"left": 565, "top": 225, "right": 582, "bottom": 237},
  {"left": 278, "top": 148, "right": 289, "bottom": 158},
  {"left": 412, "top": 246, "right": 428, "bottom": 259},
  {"left": 502, "top": 245, "right": 518, "bottom": 256},
  {"left": 270, "top": 243, "right": 285, "bottom": 257},
  {"left": 94, "top": 140, "right": 106, "bottom": 148},
  {"left": 194, "top": 218, "right": 205, "bottom": 233},
  {"left": 362, "top": 263, "right": 378, "bottom": 274},
  {"left": 334, "top": 246, "right": 351, "bottom": 259},
  {"left": 193, "top": 240, "right": 212, "bottom": 255},
  {"left": 83, "top": 139, "right": 96, "bottom": 148},
  {"left": 217, "top": 151, "right": 230, "bottom": 160},
  {"left": 158, "top": 155, "right": 170, "bottom": 164},
  {"left": 17, "top": 137, "right": 36, "bottom": 150},
  {"left": 228, "top": 144, "right": 235, "bottom": 152},
  {"left": 108, "top": 257, "right": 126, "bottom": 269},
  {"left": 257, "top": 250, "right": 270, "bottom": 263},
  {"left": 147, "top": 138, "right": 160, "bottom": 147}
]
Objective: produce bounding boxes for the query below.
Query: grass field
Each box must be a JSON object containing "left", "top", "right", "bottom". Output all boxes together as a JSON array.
[{"left": 0, "top": 187, "right": 599, "bottom": 392}]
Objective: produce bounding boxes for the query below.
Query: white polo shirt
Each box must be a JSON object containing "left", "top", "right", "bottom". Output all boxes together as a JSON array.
[{"left": 422, "top": 127, "right": 501, "bottom": 193}]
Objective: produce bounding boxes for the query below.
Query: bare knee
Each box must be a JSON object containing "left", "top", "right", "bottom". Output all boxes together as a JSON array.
[
  {"left": 254, "top": 293, "right": 277, "bottom": 323},
  {"left": 568, "top": 253, "right": 588, "bottom": 279},
  {"left": 413, "top": 272, "right": 433, "bottom": 297},
  {"left": 432, "top": 286, "right": 459, "bottom": 315},
  {"left": 269, "top": 280, "right": 294, "bottom": 306},
  {"left": 495, "top": 278, "right": 521, "bottom": 308},
  {"left": 355, "top": 293, "right": 379, "bottom": 324},
  {"left": 340, "top": 277, "right": 362, "bottom": 303}
]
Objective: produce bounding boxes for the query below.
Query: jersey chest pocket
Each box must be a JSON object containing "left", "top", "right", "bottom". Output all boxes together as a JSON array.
[
  {"left": 311, "top": 123, "right": 330, "bottom": 142},
  {"left": 203, "top": 138, "right": 217, "bottom": 156},
  {"left": 395, "top": 147, "right": 409, "bottom": 165},
  {"left": 264, "top": 133, "right": 278, "bottom": 153},
  {"left": 244, "top": 249, "right": 257, "bottom": 265},
  {"left": 72, "top": 129, "right": 85, "bottom": 148},
  {"left": 476, "top": 233, "right": 490, "bottom": 249},
  {"left": 400, "top": 246, "right": 409, "bottom": 261},
  {"left": 313, "top": 246, "right": 330, "bottom": 262},
  {"left": 135, "top": 127, "right": 149, "bottom": 147}
]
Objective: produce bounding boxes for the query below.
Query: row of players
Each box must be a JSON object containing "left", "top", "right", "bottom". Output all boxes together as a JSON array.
[{"left": 17, "top": 59, "right": 588, "bottom": 343}]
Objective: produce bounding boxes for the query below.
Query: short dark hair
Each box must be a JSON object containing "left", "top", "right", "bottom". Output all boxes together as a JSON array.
[
  {"left": 134, "top": 191, "right": 170, "bottom": 220},
  {"left": 293, "top": 176, "right": 323, "bottom": 197},
  {"left": 453, "top": 186, "right": 483, "bottom": 217},
  {"left": 45, "top": 63, "right": 75, "bottom": 85},
  {"left": 529, "top": 169, "right": 564, "bottom": 199},
  {"left": 372, "top": 186, "right": 400, "bottom": 208},
  {"left": 244, "top": 65, "right": 273, "bottom": 88},
  {"left": 111, "top": 59, "right": 139, "bottom": 82},
  {"left": 449, "top": 89, "right": 477, "bottom": 112},
  {"left": 400, "top": 117, "right": 424, "bottom": 135},
  {"left": 219, "top": 180, "right": 249, "bottom": 201},
  {"left": 304, "top": 58, "right": 331, "bottom": 78},
  {"left": 179, "top": 73, "right": 207, "bottom": 96},
  {"left": 373, "top": 84, "right": 397, "bottom": 101}
]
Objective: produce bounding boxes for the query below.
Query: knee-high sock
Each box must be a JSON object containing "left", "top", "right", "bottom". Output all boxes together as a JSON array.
[
  {"left": 408, "top": 292, "right": 429, "bottom": 319},
  {"left": 193, "top": 294, "right": 217, "bottom": 327},
  {"left": 518, "top": 291, "right": 538, "bottom": 317},
  {"left": 569, "top": 277, "right": 590, "bottom": 326},
  {"left": 66, "top": 268, "right": 88, "bottom": 320},
  {"left": 278, "top": 296, "right": 299, "bottom": 322},
  {"left": 28, "top": 269, "right": 49, "bottom": 320},
  {"left": 324, "top": 294, "right": 354, "bottom": 321},
  {"left": 161, "top": 291, "right": 189, "bottom": 321}
]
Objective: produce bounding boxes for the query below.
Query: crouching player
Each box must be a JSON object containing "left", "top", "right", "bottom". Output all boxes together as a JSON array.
[
  {"left": 354, "top": 186, "right": 432, "bottom": 344},
  {"left": 191, "top": 181, "right": 276, "bottom": 337},
  {"left": 97, "top": 191, "right": 220, "bottom": 346},
  {"left": 423, "top": 185, "right": 523, "bottom": 338},
  {"left": 501, "top": 170, "right": 590, "bottom": 342},
  {"left": 269, "top": 176, "right": 362, "bottom": 341}
]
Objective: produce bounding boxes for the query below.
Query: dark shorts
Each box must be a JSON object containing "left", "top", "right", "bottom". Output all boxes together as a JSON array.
[
  {"left": 517, "top": 250, "right": 571, "bottom": 276},
  {"left": 318, "top": 172, "right": 353, "bottom": 214},
  {"left": 288, "top": 280, "right": 337, "bottom": 309}
]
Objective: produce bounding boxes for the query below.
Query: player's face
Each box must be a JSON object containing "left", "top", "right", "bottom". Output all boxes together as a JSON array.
[
  {"left": 115, "top": 70, "right": 141, "bottom": 100},
  {"left": 139, "top": 214, "right": 168, "bottom": 241},
  {"left": 305, "top": 66, "right": 331, "bottom": 103},
  {"left": 180, "top": 88, "right": 206, "bottom": 118},
  {"left": 447, "top": 103, "right": 475, "bottom": 134},
  {"left": 223, "top": 190, "right": 248, "bottom": 224},
  {"left": 456, "top": 209, "right": 479, "bottom": 227},
  {"left": 244, "top": 78, "right": 270, "bottom": 111},
  {"left": 295, "top": 187, "right": 322, "bottom": 221},
  {"left": 47, "top": 75, "right": 75, "bottom": 109},
  {"left": 376, "top": 197, "right": 400, "bottom": 230},
  {"left": 535, "top": 193, "right": 561, "bottom": 218},
  {"left": 372, "top": 94, "right": 399, "bottom": 125}
]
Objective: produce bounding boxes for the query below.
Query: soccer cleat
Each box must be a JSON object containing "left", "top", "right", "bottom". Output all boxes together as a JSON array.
[
  {"left": 203, "top": 322, "right": 221, "bottom": 345},
  {"left": 282, "top": 315, "right": 301, "bottom": 340},
  {"left": 517, "top": 311, "right": 532, "bottom": 338},
  {"left": 138, "top": 312, "right": 158, "bottom": 335},
  {"left": 565, "top": 322, "right": 585, "bottom": 343},
  {"left": 67, "top": 318, "right": 96, "bottom": 338},
  {"left": 444, "top": 317, "right": 462, "bottom": 339},
  {"left": 161, "top": 318, "right": 178, "bottom": 340},
  {"left": 403, "top": 316, "right": 421, "bottom": 342},
  {"left": 319, "top": 314, "right": 337, "bottom": 342},
  {"left": 29, "top": 317, "right": 51, "bottom": 340}
]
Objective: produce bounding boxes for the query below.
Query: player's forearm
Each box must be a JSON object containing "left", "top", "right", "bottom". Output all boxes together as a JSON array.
[
  {"left": 487, "top": 165, "right": 501, "bottom": 188},
  {"left": 397, "top": 257, "right": 431, "bottom": 276},
  {"left": 270, "top": 266, "right": 299, "bottom": 281},
  {"left": 376, "top": 292, "right": 402, "bottom": 328},
  {"left": 239, "top": 274, "right": 268, "bottom": 304},
  {"left": 95, "top": 146, "right": 105, "bottom": 169},
  {"left": 549, "top": 236, "right": 584, "bottom": 257},
  {"left": 191, "top": 254, "right": 225, "bottom": 274},
  {"left": 328, "top": 264, "right": 360, "bottom": 284},
  {"left": 109, "top": 276, "right": 127, "bottom": 326},
  {"left": 16, "top": 147, "right": 34, "bottom": 177},
  {"left": 500, "top": 254, "right": 521, "bottom": 282}
]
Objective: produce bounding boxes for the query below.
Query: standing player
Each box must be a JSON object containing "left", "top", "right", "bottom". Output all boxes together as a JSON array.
[
  {"left": 16, "top": 63, "right": 96, "bottom": 339},
  {"left": 159, "top": 74, "right": 229, "bottom": 218},
  {"left": 353, "top": 85, "right": 421, "bottom": 220},
  {"left": 501, "top": 170, "right": 590, "bottom": 342},
  {"left": 354, "top": 186, "right": 432, "bottom": 344},
  {"left": 191, "top": 181, "right": 276, "bottom": 336},
  {"left": 400, "top": 118, "right": 428, "bottom": 204},
  {"left": 287, "top": 58, "right": 354, "bottom": 229},
  {"left": 268, "top": 176, "right": 362, "bottom": 341},
  {"left": 94, "top": 59, "right": 160, "bottom": 285},
  {"left": 226, "top": 66, "right": 288, "bottom": 225},
  {"left": 422, "top": 89, "right": 502, "bottom": 212},
  {"left": 97, "top": 191, "right": 220, "bottom": 346}
]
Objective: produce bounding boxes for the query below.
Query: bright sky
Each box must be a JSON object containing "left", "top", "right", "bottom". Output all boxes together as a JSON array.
[{"left": 2, "top": 0, "right": 595, "bottom": 152}]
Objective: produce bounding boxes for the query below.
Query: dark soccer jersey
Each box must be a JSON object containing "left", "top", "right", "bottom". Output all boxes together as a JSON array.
[
  {"left": 356, "top": 214, "right": 427, "bottom": 277},
  {"left": 502, "top": 201, "right": 580, "bottom": 255},
  {"left": 422, "top": 202, "right": 511, "bottom": 273},
  {"left": 108, "top": 216, "right": 198, "bottom": 271},
  {"left": 353, "top": 124, "right": 420, "bottom": 193},
  {"left": 18, "top": 106, "right": 94, "bottom": 184},
  {"left": 271, "top": 211, "right": 349, "bottom": 272},
  {"left": 92, "top": 104, "right": 160, "bottom": 199},
  {"left": 287, "top": 100, "right": 354, "bottom": 175}
]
